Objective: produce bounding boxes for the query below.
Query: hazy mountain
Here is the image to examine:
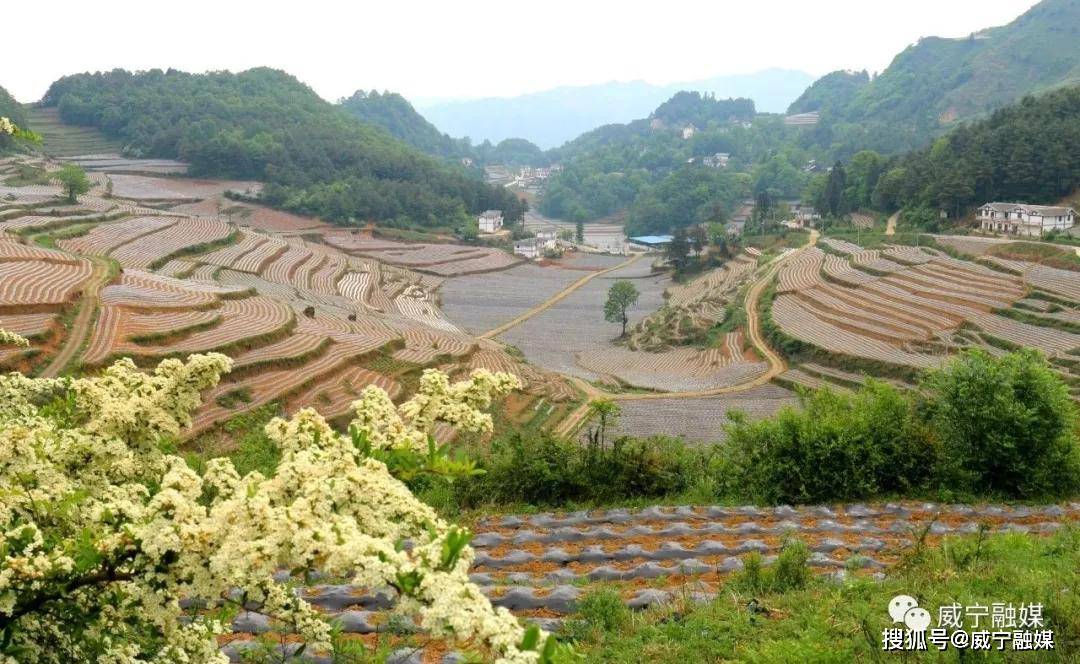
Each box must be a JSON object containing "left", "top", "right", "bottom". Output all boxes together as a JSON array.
[
  {"left": 794, "top": 0, "right": 1080, "bottom": 156},
  {"left": 418, "top": 69, "right": 814, "bottom": 149},
  {"left": 339, "top": 90, "right": 471, "bottom": 160}
]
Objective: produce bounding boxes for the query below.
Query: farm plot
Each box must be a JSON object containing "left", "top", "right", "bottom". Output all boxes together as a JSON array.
[
  {"left": 285, "top": 365, "right": 401, "bottom": 420},
  {"left": 189, "top": 335, "right": 397, "bottom": 435},
  {"left": 771, "top": 294, "right": 942, "bottom": 369},
  {"left": 820, "top": 238, "right": 863, "bottom": 255},
  {"left": 108, "top": 217, "right": 232, "bottom": 269},
  {"left": 575, "top": 345, "right": 768, "bottom": 392},
  {"left": 394, "top": 284, "right": 461, "bottom": 333},
  {"left": 58, "top": 216, "right": 178, "bottom": 256},
  {"left": 769, "top": 238, "right": 1049, "bottom": 370},
  {"left": 497, "top": 260, "right": 671, "bottom": 380},
  {"left": 631, "top": 255, "right": 757, "bottom": 349},
  {"left": 850, "top": 250, "right": 906, "bottom": 273},
  {"left": 195, "top": 231, "right": 267, "bottom": 268},
  {"left": 106, "top": 174, "right": 259, "bottom": 201},
  {"left": 229, "top": 235, "right": 288, "bottom": 274},
  {"left": 220, "top": 500, "right": 1079, "bottom": 661},
  {"left": 439, "top": 263, "right": 582, "bottom": 334},
  {"left": 777, "top": 247, "right": 826, "bottom": 292},
  {"left": 327, "top": 234, "right": 522, "bottom": 276},
  {"left": 0, "top": 312, "right": 56, "bottom": 338},
  {"left": 0, "top": 258, "right": 92, "bottom": 307},
  {"left": 821, "top": 253, "right": 876, "bottom": 286},
  {"left": 226, "top": 201, "right": 328, "bottom": 232},
  {"left": 1006, "top": 261, "right": 1080, "bottom": 302},
  {"left": 968, "top": 312, "right": 1080, "bottom": 355},
  {"left": 554, "top": 251, "right": 627, "bottom": 270},
  {"left": 606, "top": 385, "right": 797, "bottom": 442}
]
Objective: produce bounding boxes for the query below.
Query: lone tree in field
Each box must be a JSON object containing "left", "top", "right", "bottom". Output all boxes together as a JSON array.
[
  {"left": 575, "top": 219, "right": 585, "bottom": 243},
  {"left": 604, "top": 279, "right": 639, "bottom": 337},
  {"left": 56, "top": 164, "right": 90, "bottom": 203}
]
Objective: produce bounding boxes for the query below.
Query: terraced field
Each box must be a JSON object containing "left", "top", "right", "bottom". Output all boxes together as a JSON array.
[
  {"left": 326, "top": 232, "right": 521, "bottom": 276},
  {"left": 771, "top": 238, "right": 1080, "bottom": 378},
  {"left": 630, "top": 252, "right": 757, "bottom": 349},
  {"left": 0, "top": 156, "right": 570, "bottom": 432},
  {"left": 220, "top": 501, "right": 1080, "bottom": 661},
  {"left": 22, "top": 106, "right": 123, "bottom": 158},
  {"left": 605, "top": 385, "right": 798, "bottom": 442}
]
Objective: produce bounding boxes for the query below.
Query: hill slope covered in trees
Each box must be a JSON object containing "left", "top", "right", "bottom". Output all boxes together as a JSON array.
[
  {"left": 339, "top": 89, "right": 470, "bottom": 160},
  {"left": 42, "top": 68, "right": 525, "bottom": 227},
  {"left": 874, "top": 84, "right": 1080, "bottom": 218},
  {"left": 795, "top": 0, "right": 1080, "bottom": 157}
]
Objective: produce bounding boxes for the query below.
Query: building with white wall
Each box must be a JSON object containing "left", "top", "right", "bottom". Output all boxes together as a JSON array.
[{"left": 977, "top": 203, "right": 1076, "bottom": 237}]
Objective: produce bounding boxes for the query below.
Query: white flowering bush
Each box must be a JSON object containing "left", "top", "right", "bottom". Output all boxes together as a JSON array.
[
  {"left": 0, "top": 117, "right": 15, "bottom": 136},
  {"left": 0, "top": 328, "right": 562, "bottom": 663}
]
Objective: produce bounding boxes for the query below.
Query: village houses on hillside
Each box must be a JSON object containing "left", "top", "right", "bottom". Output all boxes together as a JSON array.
[{"left": 976, "top": 202, "right": 1076, "bottom": 237}]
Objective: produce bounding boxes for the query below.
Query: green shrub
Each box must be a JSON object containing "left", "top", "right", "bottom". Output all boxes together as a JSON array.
[
  {"left": 564, "top": 587, "right": 631, "bottom": 642},
  {"left": 731, "top": 539, "right": 811, "bottom": 595},
  {"left": 444, "top": 431, "right": 712, "bottom": 508},
  {"left": 919, "top": 348, "right": 1080, "bottom": 497},
  {"left": 722, "top": 381, "right": 933, "bottom": 504}
]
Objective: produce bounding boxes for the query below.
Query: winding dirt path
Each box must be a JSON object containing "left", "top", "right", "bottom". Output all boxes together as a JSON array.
[
  {"left": 554, "top": 231, "right": 819, "bottom": 437},
  {"left": 41, "top": 258, "right": 111, "bottom": 378},
  {"left": 478, "top": 254, "right": 642, "bottom": 340}
]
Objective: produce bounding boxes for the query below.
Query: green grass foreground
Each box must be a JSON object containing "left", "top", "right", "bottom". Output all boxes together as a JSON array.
[{"left": 567, "top": 528, "right": 1080, "bottom": 662}]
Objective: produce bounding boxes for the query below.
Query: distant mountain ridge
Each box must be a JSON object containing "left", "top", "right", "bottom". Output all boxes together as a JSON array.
[
  {"left": 417, "top": 69, "right": 815, "bottom": 149},
  {"left": 792, "top": 0, "right": 1080, "bottom": 156}
]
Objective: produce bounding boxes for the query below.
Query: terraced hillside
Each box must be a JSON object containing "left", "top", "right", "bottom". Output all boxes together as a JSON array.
[
  {"left": 770, "top": 237, "right": 1080, "bottom": 394},
  {"left": 23, "top": 106, "right": 123, "bottom": 157},
  {"left": 0, "top": 155, "right": 572, "bottom": 435},
  {"left": 219, "top": 500, "right": 1080, "bottom": 662}
]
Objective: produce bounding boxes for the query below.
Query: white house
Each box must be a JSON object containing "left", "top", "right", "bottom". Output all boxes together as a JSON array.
[
  {"left": 536, "top": 229, "right": 558, "bottom": 249},
  {"left": 977, "top": 203, "right": 1076, "bottom": 237},
  {"left": 793, "top": 204, "right": 821, "bottom": 227},
  {"left": 478, "top": 209, "right": 504, "bottom": 234},
  {"left": 513, "top": 238, "right": 541, "bottom": 259}
]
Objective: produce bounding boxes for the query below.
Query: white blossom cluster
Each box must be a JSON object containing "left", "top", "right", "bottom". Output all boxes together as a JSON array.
[
  {"left": 0, "top": 329, "right": 28, "bottom": 348},
  {"left": 0, "top": 329, "right": 549, "bottom": 663},
  {"left": 0, "top": 117, "right": 15, "bottom": 136}
]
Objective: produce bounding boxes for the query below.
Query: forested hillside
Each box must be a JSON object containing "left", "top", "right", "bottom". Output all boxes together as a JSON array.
[
  {"left": 796, "top": 0, "right": 1080, "bottom": 158},
  {"left": 339, "top": 89, "right": 469, "bottom": 160},
  {"left": 874, "top": 85, "right": 1080, "bottom": 218},
  {"left": 540, "top": 92, "right": 801, "bottom": 231},
  {"left": 42, "top": 68, "right": 525, "bottom": 227},
  {"left": 0, "top": 85, "right": 28, "bottom": 128}
]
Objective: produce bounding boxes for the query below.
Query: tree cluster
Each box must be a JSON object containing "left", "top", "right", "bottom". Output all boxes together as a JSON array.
[{"left": 42, "top": 69, "right": 524, "bottom": 228}]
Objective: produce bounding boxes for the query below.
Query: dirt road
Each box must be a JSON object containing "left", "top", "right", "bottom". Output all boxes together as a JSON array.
[
  {"left": 479, "top": 254, "right": 642, "bottom": 340},
  {"left": 40, "top": 258, "right": 110, "bottom": 378},
  {"left": 554, "top": 230, "right": 819, "bottom": 437}
]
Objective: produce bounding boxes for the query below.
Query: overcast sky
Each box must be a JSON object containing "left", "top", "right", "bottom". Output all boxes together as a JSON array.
[{"left": 5, "top": 0, "right": 1037, "bottom": 104}]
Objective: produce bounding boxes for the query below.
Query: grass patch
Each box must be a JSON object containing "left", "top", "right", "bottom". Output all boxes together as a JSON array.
[
  {"left": 215, "top": 387, "right": 253, "bottom": 409},
  {"left": 3, "top": 163, "right": 53, "bottom": 187},
  {"left": 182, "top": 402, "right": 283, "bottom": 477}
]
